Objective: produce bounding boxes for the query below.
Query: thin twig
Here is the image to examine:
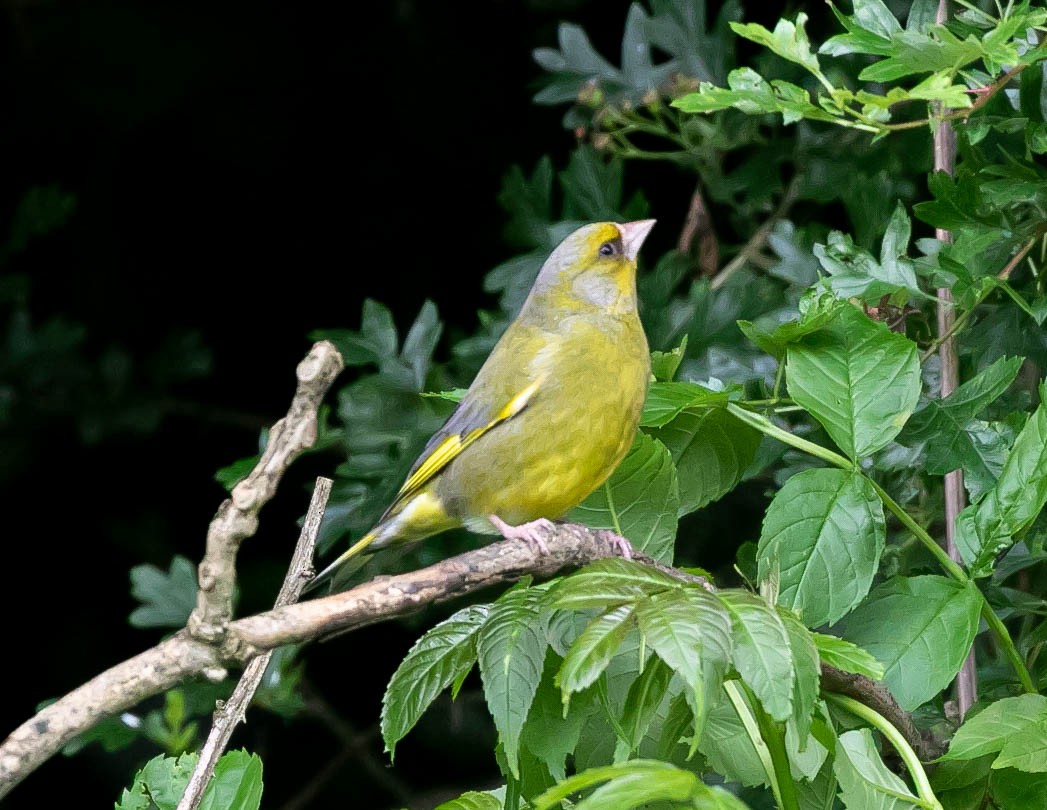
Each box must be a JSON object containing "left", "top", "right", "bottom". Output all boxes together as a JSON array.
[
  {"left": 188, "top": 341, "right": 344, "bottom": 651},
  {"left": 711, "top": 178, "right": 799, "bottom": 291},
  {"left": 935, "top": 0, "right": 977, "bottom": 720},
  {"left": 300, "top": 687, "right": 412, "bottom": 804},
  {"left": 677, "top": 179, "right": 720, "bottom": 277},
  {"left": 176, "top": 477, "right": 332, "bottom": 810}
]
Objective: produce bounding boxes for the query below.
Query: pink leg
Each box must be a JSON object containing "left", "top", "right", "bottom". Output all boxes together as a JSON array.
[
  {"left": 597, "top": 530, "right": 634, "bottom": 560},
  {"left": 488, "top": 515, "right": 554, "bottom": 554}
]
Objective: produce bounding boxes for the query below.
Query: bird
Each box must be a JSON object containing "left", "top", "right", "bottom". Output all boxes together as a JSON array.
[{"left": 310, "top": 219, "right": 656, "bottom": 590}]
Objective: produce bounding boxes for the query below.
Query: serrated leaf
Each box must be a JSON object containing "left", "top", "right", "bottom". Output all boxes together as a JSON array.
[
  {"left": 400, "top": 300, "right": 443, "bottom": 389},
  {"left": 673, "top": 68, "right": 839, "bottom": 125},
  {"left": 738, "top": 301, "right": 839, "bottom": 359},
  {"left": 651, "top": 404, "right": 760, "bottom": 516},
  {"left": 640, "top": 381, "right": 730, "bottom": 427},
  {"left": 129, "top": 556, "right": 198, "bottom": 629},
  {"left": 758, "top": 468, "right": 885, "bottom": 628},
  {"left": 477, "top": 588, "right": 548, "bottom": 778},
  {"left": 787, "top": 304, "right": 921, "bottom": 459},
  {"left": 943, "top": 694, "right": 1047, "bottom": 774},
  {"left": 813, "top": 206, "right": 929, "bottom": 302},
  {"left": 907, "top": 357, "right": 1023, "bottom": 437},
  {"left": 720, "top": 592, "right": 794, "bottom": 721},
  {"left": 844, "top": 575, "right": 981, "bottom": 710},
  {"left": 698, "top": 689, "right": 767, "bottom": 787},
  {"left": 730, "top": 14, "right": 820, "bottom": 73},
  {"left": 635, "top": 588, "right": 732, "bottom": 741},
  {"left": 556, "top": 605, "right": 635, "bottom": 703},
  {"left": 545, "top": 557, "right": 682, "bottom": 610},
  {"left": 812, "top": 633, "right": 885, "bottom": 680},
  {"left": 650, "top": 335, "right": 688, "bottom": 383},
  {"left": 522, "top": 653, "right": 591, "bottom": 781},
  {"left": 779, "top": 608, "right": 820, "bottom": 743},
  {"left": 858, "top": 27, "right": 984, "bottom": 82},
  {"left": 381, "top": 604, "right": 489, "bottom": 757},
  {"left": 617, "top": 655, "right": 673, "bottom": 756},
  {"left": 835, "top": 728, "right": 922, "bottom": 809},
  {"left": 199, "top": 750, "right": 264, "bottom": 810},
  {"left": 569, "top": 432, "right": 680, "bottom": 563},
  {"left": 956, "top": 389, "right": 1047, "bottom": 576}
]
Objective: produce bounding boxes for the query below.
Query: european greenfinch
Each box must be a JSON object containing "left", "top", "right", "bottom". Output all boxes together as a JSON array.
[{"left": 311, "top": 219, "right": 655, "bottom": 587}]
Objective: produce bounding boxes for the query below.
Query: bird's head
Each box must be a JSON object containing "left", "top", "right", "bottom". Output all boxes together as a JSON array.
[{"left": 527, "top": 220, "right": 656, "bottom": 315}]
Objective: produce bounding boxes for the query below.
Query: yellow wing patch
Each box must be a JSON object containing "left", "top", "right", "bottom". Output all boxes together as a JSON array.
[{"left": 388, "top": 377, "right": 545, "bottom": 512}]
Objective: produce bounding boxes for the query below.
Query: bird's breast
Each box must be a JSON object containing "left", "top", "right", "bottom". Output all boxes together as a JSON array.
[{"left": 438, "top": 315, "right": 650, "bottom": 525}]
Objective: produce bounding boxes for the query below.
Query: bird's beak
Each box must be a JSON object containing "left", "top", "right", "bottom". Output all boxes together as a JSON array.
[{"left": 617, "top": 219, "right": 656, "bottom": 262}]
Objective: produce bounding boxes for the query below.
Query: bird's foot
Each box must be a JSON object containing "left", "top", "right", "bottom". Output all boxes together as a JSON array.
[
  {"left": 489, "top": 515, "right": 554, "bottom": 554},
  {"left": 597, "top": 530, "right": 634, "bottom": 560}
]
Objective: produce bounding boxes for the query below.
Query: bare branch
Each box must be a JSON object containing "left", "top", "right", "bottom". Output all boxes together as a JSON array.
[
  {"left": 820, "top": 667, "right": 946, "bottom": 762},
  {"left": 176, "top": 477, "right": 332, "bottom": 810},
  {"left": 711, "top": 178, "right": 799, "bottom": 291},
  {"left": 0, "top": 523, "right": 631, "bottom": 798},
  {"left": 934, "top": 0, "right": 977, "bottom": 719},
  {"left": 188, "top": 341, "right": 343, "bottom": 650}
]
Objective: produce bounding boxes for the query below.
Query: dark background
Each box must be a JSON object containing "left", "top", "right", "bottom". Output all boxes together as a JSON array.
[{"left": 0, "top": 1, "right": 768, "bottom": 807}]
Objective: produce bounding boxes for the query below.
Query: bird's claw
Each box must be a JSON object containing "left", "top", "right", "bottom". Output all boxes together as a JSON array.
[
  {"left": 597, "top": 530, "right": 633, "bottom": 560},
  {"left": 489, "top": 515, "right": 554, "bottom": 554}
]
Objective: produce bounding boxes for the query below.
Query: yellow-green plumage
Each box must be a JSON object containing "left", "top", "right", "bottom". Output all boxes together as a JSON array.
[{"left": 311, "top": 220, "right": 655, "bottom": 587}]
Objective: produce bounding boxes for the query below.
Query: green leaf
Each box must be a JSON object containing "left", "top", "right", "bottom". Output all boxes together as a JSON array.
[
  {"left": 617, "top": 655, "right": 673, "bottom": 756},
  {"left": 634, "top": 588, "right": 732, "bottom": 741},
  {"left": 532, "top": 760, "right": 750, "bottom": 810},
  {"left": 650, "top": 403, "right": 761, "bottom": 516},
  {"left": 640, "top": 380, "right": 730, "bottom": 428},
  {"left": 698, "top": 690, "right": 768, "bottom": 787},
  {"left": 834, "top": 728, "right": 922, "bottom": 809},
  {"left": 787, "top": 303, "right": 921, "bottom": 459},
  {"left": 943, "top": 694, "right": 1047, "bottom": 773},
  {"left": 858, "top": 27, "right": 984, "bottom": 82},
  {"left": 545, "top": 557, "right": 682, "bottom": 610},
  {"left": 844, "top": 576, "right": 982, "bottom": 710},
  {"left": 907, "top": 357, "right": 1023, "bottom": 436},
  {"left": 650, "top": 336, "right": 688, "bottom": 383},
  {"left": 673, "top": 68, "right": 839, "bottom": 125},
  {"left": 812, "top": 633, "right": 886, "bottom": 680},
  {"left": 477, "top": 588, "right": 549, "bottom": 778},
  {"left": 381, "top": 604, "right": 489, "bottom": 758},
  {"left": 199, "top": 750, "right": 264, "bottom": 810},
  {"left": 573, "top": 766, "right": 697, "bottom": 808},
  {"left": 569, "top": 432, "right": 680, "bottom": 563},
  {"left": 758, "top": 468, "right": 886, "bottom": 628},
  {"left": 813, "top": 205, "right": 930, "bottom": 302},
  {"left": 737, "top": 299, "right": 840, "bottom": 359},
  {"left": 990, "top": 767, "right": 1047, "bottom": 809},
  {"left": 312, "top": 298, "right": 398, "bottom": 367},
  {"left": 720, "top": 592, "right": 794, "bottom": 721},
  {"left": 956, "top": 389, "right": 1047, "bottom": 576},
  {"left": 117, "top": 752, "right": 198, "bottom": 810},
  {"left": 730, "top": 14, "right": 820, "bottom": 73},
  {"left": 432, "top": 791, "right": 503, "bottom": 810},
  {"left": 902, "top": 357, "right": 1023, "bottom": 502},
  {"left": 116, "top": 751, "right": 262, "bottom": 810},
  {"left": 556, "top": 605, "right": 635, "bottom": 703},
  {"left": 779, "top": 608, "right": 820, "bottom": 743},
  {"left": 129, "top": 555, "right": 198, "bottom": 629}
]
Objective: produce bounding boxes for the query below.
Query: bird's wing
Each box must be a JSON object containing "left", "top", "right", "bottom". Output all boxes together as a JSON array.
[{"left": 378, "top": 375, "right": 545, "bottom": 521}]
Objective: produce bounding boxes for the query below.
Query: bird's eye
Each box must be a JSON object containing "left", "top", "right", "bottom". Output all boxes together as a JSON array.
[{"left": 599, "top": 241, "right": 617, "bottom": 257}]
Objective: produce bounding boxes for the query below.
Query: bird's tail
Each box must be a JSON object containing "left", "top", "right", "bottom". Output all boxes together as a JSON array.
[{"left": 304, "top": 530, "right": 382, "bottom": 594}]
